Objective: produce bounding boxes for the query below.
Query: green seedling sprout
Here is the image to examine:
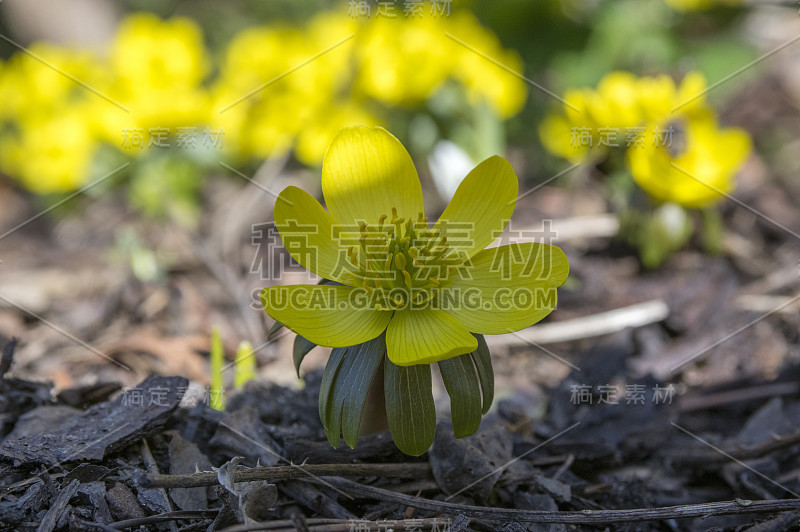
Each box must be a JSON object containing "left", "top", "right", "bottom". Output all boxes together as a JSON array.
[
  {"left": 234, "top": 341, "right": 256, "bottom": 389},
  {"left": 209, "top": 327, "right": 225, "bottom": 411}
]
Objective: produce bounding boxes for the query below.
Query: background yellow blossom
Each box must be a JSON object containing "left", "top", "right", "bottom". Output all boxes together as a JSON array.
[
  {"left": 540, "top": 70, "right": 751, "bottom": 207},
  {"left": 0, "top": 5, "right": 528, "bottom": 201},
  {"left": 627, "top": 115, "right": 751, "bottom": 208}
]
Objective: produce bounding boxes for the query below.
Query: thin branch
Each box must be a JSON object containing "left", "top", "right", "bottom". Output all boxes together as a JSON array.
[
  {"left": 666, "top": 430, "right": 800, "bottom": 465},
  {"left": 141, "top": 463, "right": 430, "bottom": 489},
  {"left": 110, "top": 510, "right": 218, "bottom": 530},
  {"left": 219, "top": 517, "right": 454, "bottom": 532},
  {"left": 679, "top": 381, "right": 800, "bottom": 412},
  {"left": 217, "top": 519, "right": 340, "bottom": 532},
  {"left": 317, "top": 477, "right": 800, "bottom": 524}
]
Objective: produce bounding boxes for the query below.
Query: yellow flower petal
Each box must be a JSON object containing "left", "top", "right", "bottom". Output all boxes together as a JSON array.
[
  {"left": 675, "top": 71, "right": 708, "bottom": 115},
  {"left": 275, "top": 186, "right": 358, "bottom": 286},
  {"left": 637, "top": 75, "right": 678, "bottom": 121},
  {"left": 627, "top": 116, "right": 751, "bottom": 209},
  {"left": 386, "top": 308, "right": 477, "bottom": 366},
  {"left": 591, "top": 71, "right": 642, "bottom": 129},
  {"left": 322, "top": 126, "right": 424, "bottom": 225},
  {"left": 261, "top": 285, "right": 391, "bottom": 347},
  {"left": 432, "top": 155, "right": 518, "bottom": 261},
  {"left": 539, "top": 114, "right": 587, "bottom": 163},
  {"left": 714, "top": 127, "right": 751, "bottom": 174},
  {"left": 563, "top": 88, "right": 592, "bottom": 127},
  {"left": 444, "top": 243, "right": 569, "bottom": 334}
]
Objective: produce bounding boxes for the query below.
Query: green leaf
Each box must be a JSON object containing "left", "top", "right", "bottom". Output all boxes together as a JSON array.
[
  {"left": 267, "top": 321, "right": 284, "bottom": 339},
  {"left": 384, "top": 358, "right": 436, "bottom": 456},
  {"left": 439, "top": 354, "right": 482, "bottom": 438},
  {"left": 328, "top": 334, "right": 386, "bottom": 448},
  {"left": 292, "top": 335, "right": 317, "bottom": 378},
  {"left": 319, "top": 347, "right": 347, "bottom": 446},
  {"left": 469, "top": 334, "right": 494, "bottom": 415}
]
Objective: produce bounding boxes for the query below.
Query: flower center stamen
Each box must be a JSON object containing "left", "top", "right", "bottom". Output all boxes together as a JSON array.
[{"left": 346, "top": 207, "right": 463, "bottom": 310}]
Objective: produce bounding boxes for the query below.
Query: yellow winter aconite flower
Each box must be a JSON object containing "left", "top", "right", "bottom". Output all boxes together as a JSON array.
[
  {"left": 0, "top": 45, "right": 102, "bottom": 193},
  {"left": 635, "top": 71, "right": 708, "bottom": 121},
  {"left": 0, "top": 8, "right": 527, "bottom": 195},
  {"left": 538, "top": 111, "right": 591, "bottom": 163},
  {"left": 540, "top": 71, "right": 707, "bottom": 162},
  {"left": 351, "top": 11, "right": 526, "bottom": 118},
  {"left": 212, "top": 21, "right": 354, "bottom": 161},
  {"left": 627, "top": 115, "right": 751, "bottom": 208},
  {"left": 539, "top": 72, "right": 645, "bottom": 162},
  {"left": 2, "top": 44, "right": 104, "bottom": 115},
  {"left": 261, "top": 127, "right": 569, "bottom": 366},
  {"left": 12, "top": 110, "right": 97, "bottom": 194},
  {"left": 541, "top": 70, "right": 751, "bottom": 208},
  {"left": 585, "top": 71, "right": 643, "bottom": 129},
  {"left": 106, "top": 13, "right": 210, "bottom": 138},
  {"left": 215, "top": 7, "right": 527, "bottom": 164},
  {"left": 355, "top": 16, "right": 452, "bottom": 105},
  {"left": 626, "top": 72, "right": 750, "bottom": 207},
  {"left": 112, "top": 14, "right": 207, "bottom": 90}
]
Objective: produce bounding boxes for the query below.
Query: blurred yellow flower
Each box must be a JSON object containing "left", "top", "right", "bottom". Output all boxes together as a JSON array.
[
  {"left": 0, "top": 46, "right": 103, "bottom": 193},
  {"left": 212, "top": 22, "right": 350, "bottom": 161},
  {"left": 11, "top": 109, "right": 97, "bottom": 194},
  {"left": 352, "top": 12, "right": 526, "bottom": 119},
  {"left": 107, "top": 13, "right": 210, "bottom": 137},
  {"left": 112, "top": 14, "right": 207, "bottom": 89},
  {"left": 539, "top": 89, "right": 594, "bottom": 162},
  {"left": 539, "top": 71, "right": 644, "bottom": 162},
  {"left": 215, "top": 6, "right": 527, "bottom": 165},
  {"left": 2, "top": 45, "right": 105, "bottom": 115},
  {"left": 355, "top": 16, "right": 452, "bottom": 105},
  {"left": 0, "top": 7, "right": 527, "bottom": 195},
  {"left": 636, "top": 71, "right": 708, "bottom": 121},
  {"left": 586, "top": 71, "right": 643, "bottom": 129},
  {"left": 541, "top": 70, "right": 751, "bottom": 207},
  {"left": 627, "top": 114, "right": 750, "bottom": 208},
  {"left": 540, "top": 71, "right": 714, "bottom": 161},
  {"left": 664, "top": 0, "right": 742, "bottom": 12}
]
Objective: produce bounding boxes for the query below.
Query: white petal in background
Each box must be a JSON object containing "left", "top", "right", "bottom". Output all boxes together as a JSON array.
[{"left": 427, "top": 140, "right": 475, "bottom": 204}]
